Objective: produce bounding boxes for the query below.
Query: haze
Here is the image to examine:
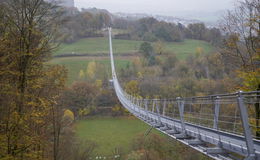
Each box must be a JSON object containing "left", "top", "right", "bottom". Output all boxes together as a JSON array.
[{"left": 75, "top": 0, "right": 235, "bottom": 16}]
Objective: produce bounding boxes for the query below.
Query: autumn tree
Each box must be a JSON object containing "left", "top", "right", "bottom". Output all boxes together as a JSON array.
[
  {"left": 125, "top": 80, "right": 140, "bottom": 97},
  {"left": 187, "top": 23, "right": 206, "bottom": 40},
  {"left": 153, "top": 40, "right": 165, "bottom": 55},
  {"left": 139, "top": 42, "right": 157, "bottom": 66},
  {"left": 61, "top": 82, "right": 98, "bottom": 117},
  {"left": 0, "top": 0, "right": 68, "bottom": 159},
  {"left": 221, "top": 0, "right": 260, "bottom": 137},
  {"left": 161, "top": 54, "right": 178, "bottom": 76},
  {"left": 86, "top": 61, "right": 98, "bottom": 79}
]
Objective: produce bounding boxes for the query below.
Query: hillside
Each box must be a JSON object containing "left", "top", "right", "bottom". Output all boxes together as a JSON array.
[{"left": 54, "top": 37, "right": 215, "bottom": 59}]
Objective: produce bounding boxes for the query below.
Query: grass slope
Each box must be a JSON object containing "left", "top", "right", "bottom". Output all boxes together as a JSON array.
[
  {"left": 54, "top": 37, "right": 214, "bottom": 59},
  {"left": 75, "top": 117, "right": 162, "bottom": 156},
  {"left": 54, "top": 37, "right": 142, "bottom": 55},
  {"left": 49, "top": 57, "right": 131, "bottom": 85},
  {"left": 164, "top": 39, "right": 213, "bottom": 60}
]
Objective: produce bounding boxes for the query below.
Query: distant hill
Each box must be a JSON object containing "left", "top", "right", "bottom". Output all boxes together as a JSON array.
[
  {"left": 113, "top": 11, "right": 223, "bottom": 27},
  {"left": 81, "top": 7, "right": 112, "bottom": 16},
  {"left": 77, "top": 8, "right": 220, "bottom": 28},
  {"left": 114, "top": 12, "right": 202, "bottom": 26}
]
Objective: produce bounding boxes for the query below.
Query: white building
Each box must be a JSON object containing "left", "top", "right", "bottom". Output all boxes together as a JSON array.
[{"left": 45, "top": 0, "right": 74, "bottom": 8}]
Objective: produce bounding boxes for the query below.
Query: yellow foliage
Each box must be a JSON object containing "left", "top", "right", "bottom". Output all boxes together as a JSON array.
[
  {"left": 64, "top": 109, "right": 75, "bottom": 122},
  {"left": 79, "top": 108, "right": 90, "bottom": 117},
  {"left": 238, "top": 68, "right": 260, "bottom": 91},
  {"left": 95, "top": 79, "right": 103, "bottom": 88},
  {"left": 86, "top": 61, "right": 97, "bottom": 79},
  {"left": 195, "top": 47, "right": 204, "bottom": 56},
  {"left": 153, "top": 40, "right": 165, "bottom": 55},
  {"left": 79, "top": 69, "right": 85, "bottom": 79},
  {"left": 125, "top": 80, "right": 140, "bottom": 96},
  {"left": 249, "top": 118, "right": 260, "bottom": 133},
  {"left": 112, "top": 104, "right": 121, "bottom": 112},
  {"left": 133, "top": 57, "right": 142, "bottom": 68},
  {"left": 137, "top": 72, "right": 143, "bottom": 80}
]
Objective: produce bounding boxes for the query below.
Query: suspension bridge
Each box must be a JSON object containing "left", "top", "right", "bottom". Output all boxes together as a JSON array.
[{"left": 108, "top": 28, "right": 260, "bottom": 160}]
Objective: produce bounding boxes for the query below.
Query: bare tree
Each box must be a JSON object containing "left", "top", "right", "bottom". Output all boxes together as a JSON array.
[
  {"left": 221, "top": 0, "right": 260, "bottom": 138},
  {"left": 221, "top": 0, "right": 259, "bottom": 71}
]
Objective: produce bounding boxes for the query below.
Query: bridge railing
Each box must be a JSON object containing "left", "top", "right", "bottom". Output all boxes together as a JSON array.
[
  {"left": 116, "top": 87, "right": 260, "bottom": 157},
  {"left": 121, "top": 90, "right": 260, "bottom": 140}
]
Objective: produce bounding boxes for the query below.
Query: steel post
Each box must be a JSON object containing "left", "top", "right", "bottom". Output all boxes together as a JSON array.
[
  {"left": 145, "top": 99, "right": 149, "bottom": 120},
  {"left": 138, "top": 99, "right": 141, "bottom": 115},
  {"left": 156, "top": 100, "right": 162, "bottom": 124},
  {"left": 163, "top": 100, "right": 166, "bottom": 116},
  {"left": 237, "top": 91, "right": 255, "bottom": 160},
  {"left": 152, "top": 100, "right": 155, "bottom": 113},
  {"left": 177, "top": 97, "right": 186, "bottom": 133},
  {"left": 213, "top": 96, "right": 220, "bottom": 130}
]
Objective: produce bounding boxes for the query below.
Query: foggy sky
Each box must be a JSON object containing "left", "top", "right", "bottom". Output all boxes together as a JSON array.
[{"left": 74, "top": 0, "right": 235, "bottom": 16}]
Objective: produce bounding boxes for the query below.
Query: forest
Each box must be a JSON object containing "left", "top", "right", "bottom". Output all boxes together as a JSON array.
[{"left": 0, "top": 0, "right": 259, "bottom": 160}]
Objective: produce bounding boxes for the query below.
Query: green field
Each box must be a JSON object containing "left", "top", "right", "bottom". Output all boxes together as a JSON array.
[
  {"left": 54, "top": 37, "right": 214, "bottom": 59},
  {"left": 75, "top": 117, "right": 162, "bottom": 157},
  {"left": 164, "top": 39, "right": 214, "bottom": 60},
  {"left": 54, "top": 37, "right": 142, "bottom": 56},
  {"left": 49, "top": 57, "right": 131, "bottom": 85}
]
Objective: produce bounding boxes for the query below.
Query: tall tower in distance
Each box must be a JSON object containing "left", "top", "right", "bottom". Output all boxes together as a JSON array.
[{"left": 45, "top": 0, "right": 75, "bottom": 8}]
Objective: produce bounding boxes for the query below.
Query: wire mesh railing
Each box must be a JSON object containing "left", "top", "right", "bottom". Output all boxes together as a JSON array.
[{"left": 121, "top": 90, "right": 260, "bottom": 140}]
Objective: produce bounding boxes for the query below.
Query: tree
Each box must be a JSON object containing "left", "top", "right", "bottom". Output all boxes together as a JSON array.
[
  {"left": 221, "top": 0, "right": 260, "bottom": 137},
  {"left": 125, "top": 80, "right": 140, "bottom": 97},
  {"left": 86, "top": 61, "right": 97, "bottom": 79},
  {"left": 79, "top": 69, "right": 85, "bottom": 79},
  {"left": 153, "top": 40, "right": 165, "bottom": 55},
  {"left": 139, "top": 42, "right": 153, "bottom": 58},
  {"left": 62, "top": 82, "right": 98, "bottom": 117},
  {"left": 161, "top": 54, "right": 178, "bottom": 75},
  {"left": 143, "top": 32, "right": 157, "bottom": 42},
  {"left": 43, "top": 65, "right": 67, "bottom": 160},
  {"left": 204, "top": 28, "right": 222, "bottom": 45},
  {"left": 188, "top": 23, "right": 206, "bottom": 40},
  {"left": 85, "top": 61, "right": 108, "bottom": 82},
  {"left": 139, "top": 42, "right": 157, "bottom": 66},
  {"left": 0, "top": 1, "right": 69, "bottom": 159}
]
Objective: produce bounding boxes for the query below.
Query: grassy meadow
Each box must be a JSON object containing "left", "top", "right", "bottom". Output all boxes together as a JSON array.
[
  {"left": 164, "top": 39, "right": 214, "bottom": 60},
  {"left": 54, "top": 37, "right": 214, "bottom": 59},
  {"left": 54, "top": 37, "right": 142, "bottom": 56},
  {"left": 75, "top": 117, "right": 163, "bottom": 157}
]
